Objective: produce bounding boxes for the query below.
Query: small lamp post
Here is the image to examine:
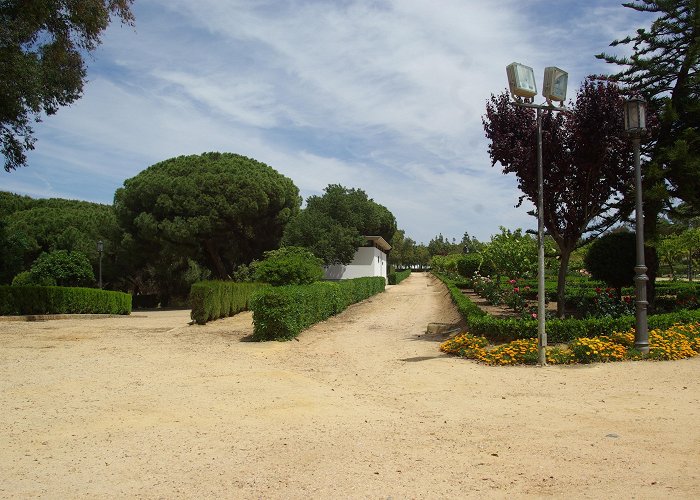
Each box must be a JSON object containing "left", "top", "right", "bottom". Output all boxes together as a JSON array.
[
  {"left": 97, "top": 240, "right": 104, "bottom": 289},
  {"left": 623, "top": 97, "right": 649, "bottom": 354},
  {"left": 505, "top": 62, "right": 568, "bottom": 366}
]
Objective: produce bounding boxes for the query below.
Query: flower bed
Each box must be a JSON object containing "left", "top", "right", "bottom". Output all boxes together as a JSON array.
[{"left": 440, "top": 323, "right": 700, "bottom": 365}]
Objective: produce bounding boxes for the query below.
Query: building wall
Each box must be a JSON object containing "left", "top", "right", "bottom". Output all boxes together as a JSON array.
[{"left": 324, "top": 246, "right": 388, "bottom": 281}]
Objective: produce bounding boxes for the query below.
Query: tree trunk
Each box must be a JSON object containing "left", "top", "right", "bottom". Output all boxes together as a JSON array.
[
  {"left": 204, "top": 239, "right": 228, "bottom": 279},
  {"left": 556, "top": 247, "right": 572, "bottom": 318}
]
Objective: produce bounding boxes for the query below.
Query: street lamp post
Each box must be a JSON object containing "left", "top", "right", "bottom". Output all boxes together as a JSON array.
[
  {"left": 97, "top": 240, "right": 104, "bottom": 289},
  {"left": 623, "top": 98, "right": 649, "bottom": 354},
  {"left": 506, "top": 62, "right": 569, "bottom": 366}
]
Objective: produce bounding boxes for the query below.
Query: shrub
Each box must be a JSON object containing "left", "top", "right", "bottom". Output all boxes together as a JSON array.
[
  {"left": 456, "top": 254, "right": 482, "bottom": 278},
  {"left": 0, "top": 286, "right": 131, "bottom": 315},
  {"left": 11, "top": 271, "right": 33, "bottom": 286},
  {"left": 388, "top": 269, "right": 411, "bottom": 285},
  {"left": 432, "top": 271, "right": 700, "bottom": 344},
  {"left": 23, "top": 250, "right": 95, "bottom": 287},
  {"left": 433, "top": 272, "right": 486, "bottom": 320},
  {"left": 253, "top": 246, "right": 324, "bottom": 286},
  {"left": 189, "top": 281, "right": 268, "bottom": 325},
  {"left": 430, "top": 254, "right": 464, "bottom": 275},
  {"left": 584, "top": 232, "right": 658, "bottom": 296},
  {"left": 250, "top": 277, "right": 385, "bottom": 341}
]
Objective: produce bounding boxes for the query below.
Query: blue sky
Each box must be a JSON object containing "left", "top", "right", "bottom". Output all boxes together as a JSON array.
[{"left": 4, "top": 0, "right": 651, "bottom": 244}]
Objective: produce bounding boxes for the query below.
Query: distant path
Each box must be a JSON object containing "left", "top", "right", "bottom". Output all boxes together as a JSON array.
[{"left": 1, "top": 273, "right": 698, "bottom": 498}]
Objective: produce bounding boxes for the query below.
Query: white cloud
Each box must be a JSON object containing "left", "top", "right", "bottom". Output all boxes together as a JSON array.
[{"left": 3, "top": 0, "right": 650, "bottom": 243}]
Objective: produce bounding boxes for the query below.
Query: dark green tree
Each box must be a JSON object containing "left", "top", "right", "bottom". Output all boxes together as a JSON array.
[
  {"left": 21, "top": 249, "right": 95, "bottom": 287},
  {"left": 1, "top": 0, "right": 134, "bottom": 171},
  {"left": 427, "top": 234, "right": 455, "bottom": 257},
  {"left": 114, "top": 153, "right": 300, "bottom": 286},
  {"left": 282, "top": 184, "right": 396, "bottom": 265},
  {"left": 596, "top": 0, "right": 700, "bottom": 233},
  {"left": 389, "top": 229, "right": 417, "bottom": 269},
  {"left": 584, "top": 231, "right": 658, "bottom": 299},
  {"left": 0, "top": 192, "right": 123, "bottom": 285}
]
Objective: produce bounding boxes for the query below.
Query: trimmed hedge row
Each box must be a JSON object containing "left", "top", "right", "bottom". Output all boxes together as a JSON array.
[
  {"left": 189, "top": 281, "right": 268, "bottom": 325},
  {"left": 388, "top": 269, "right": 411, "bottom": 285},
  {"left": 433, "top": 273, "right": 700, "bottom": 343},
  {"left": 250, "top": 277, "right": 386, "bottom": 341},
  {"left": 0, "top": 286, "right": 131, "bottom": 315},
  {"left": 434, "top": 272, "right": 486, "bottom": 320}
]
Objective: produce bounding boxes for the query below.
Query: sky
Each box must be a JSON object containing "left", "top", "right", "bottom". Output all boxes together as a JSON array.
[{"left": 3, "top": 0, "right": 652, "bottom": 244}]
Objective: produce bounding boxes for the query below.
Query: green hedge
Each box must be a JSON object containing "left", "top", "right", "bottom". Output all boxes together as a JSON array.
[
  {"left": 189, "top": 281, "right": 268, "bottom": 325},
  {"left": 432, "top": 273, "right": 700, "bottom": 343},
  {"left": 434, "top": 272, "right": 486, "bottom": 320},
  {"left": 388, "top": 269, "right": 411, "bottom": 285},
  {"left": 250, "top": 277, "right": 386, "bottom": 341},
  {"left": 0, "top": 286, "right": 131, "bottom": 315}
]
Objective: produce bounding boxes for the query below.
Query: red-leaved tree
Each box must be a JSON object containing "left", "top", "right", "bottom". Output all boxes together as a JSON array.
[{"left": 483, "top": 78, "right": 636, "bottom": 317}]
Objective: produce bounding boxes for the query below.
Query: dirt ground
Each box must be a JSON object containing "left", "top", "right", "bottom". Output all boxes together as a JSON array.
[{"left": 1, "top": 272, "right": 698, "bottom": 499}]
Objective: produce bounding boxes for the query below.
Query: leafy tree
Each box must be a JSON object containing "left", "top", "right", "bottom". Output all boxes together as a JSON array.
[
  {"left": 114, "top": 153, "right": 300, "bottom": 285},
  {"left": 481, "top": 227, "right": 539, "bottom": 281},
  {"left": 1, "top": 0, "right": 134, "bottom": 171},
  {"left": 596, "top": 0, "right": 700, "bottom": 231},
  {"left": 484, "top": 79, "right": 635, "bottom": 316},
  {"left": 389, "top": 229, "right": 414, "bottom": 268},
  {"left": 430, "top": 254, "right": 463, "bottom": 275},
  {"left": 460, "top": 232, "right": 484, "bottom": 254},
  {"left": 427, "top": 234, "right": 457, "bottom": 257},
  {"left": 655, "top": 233, "right": 686, "bottom": 279},
  {"left": 20, "top": 250, "right": 95, "bottom": 287},
  {"left": 282, "top": 184, "right": 396, "bottom": 265},
  {"left": 0, "top": 192, "right": 123, "bottom": 285},
  {"left": 253, "top": 246, "right": 324, "bottom": 286},
  {"left": 413, "top": 245, "right": 431, "bottom": 270}
]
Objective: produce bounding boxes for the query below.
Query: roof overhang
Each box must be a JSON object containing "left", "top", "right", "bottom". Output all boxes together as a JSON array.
[{"left": 364, "top": 236, "right": 392, "bottom": 252}]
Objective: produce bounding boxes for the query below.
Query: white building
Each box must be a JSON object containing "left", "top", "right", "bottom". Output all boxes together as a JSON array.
[{"left": 324, "top": 236, "right": 391, "bottom": 282}]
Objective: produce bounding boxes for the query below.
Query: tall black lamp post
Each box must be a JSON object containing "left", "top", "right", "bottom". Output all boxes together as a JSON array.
[
  {"left": 97, "top": 240, "right": 104, "bottom": 289},
  {"left": 623, "top": 97, "right": 649, "bottom": 354}
]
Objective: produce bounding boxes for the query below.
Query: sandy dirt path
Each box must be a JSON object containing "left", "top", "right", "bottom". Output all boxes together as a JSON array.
[{"left": 1, "top": 272, "right": 699, "bottom": 498}]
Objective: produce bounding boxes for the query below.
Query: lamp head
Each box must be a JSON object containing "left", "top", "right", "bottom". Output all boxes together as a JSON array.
[
  {"left": 506, "top": 62, "right": 537, "bottom": 100},
  {"left": 623, "top": 98, "right": 646, "bottom": 136}
]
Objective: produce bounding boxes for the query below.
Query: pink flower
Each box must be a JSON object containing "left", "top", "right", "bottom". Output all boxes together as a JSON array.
[
  {"left": 513, "top": 287, "right": 520, "bottom": 293},
  {"left": 531, "top": 313, "right": 537, "bottom": 319},
  {"left": 509, "top": 279, "right": 516, "bottom": 284}
]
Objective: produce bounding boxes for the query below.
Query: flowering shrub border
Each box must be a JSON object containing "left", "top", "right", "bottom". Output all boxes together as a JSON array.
[
  {"left": 440, "top": 323, "right": 700, "bottom": 365},
  {"left": 432, "top": 272, "right": 700, "bottom": 344}
]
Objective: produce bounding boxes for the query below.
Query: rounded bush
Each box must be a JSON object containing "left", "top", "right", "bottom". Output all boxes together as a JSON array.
[
  {"left": 584, "top": 232, "right": 636, "bottom": 290},
  {"left": 457, "top": 254, "right": 482, "bottom": 278},
  {"left": 26, "top": 250, "right": 95, "bottom": 287},
  {"left": 253, "top": 246, "right": 324, "bottom": 286}
]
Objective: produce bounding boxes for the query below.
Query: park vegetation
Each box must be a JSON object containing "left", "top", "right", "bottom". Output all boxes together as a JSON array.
[{"left": 0, "top": 0, "right": 135, "bottom": 171}]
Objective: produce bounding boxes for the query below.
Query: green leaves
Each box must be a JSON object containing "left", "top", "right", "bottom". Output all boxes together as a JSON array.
[
  {"left": 253, "top": 246, "right": 324, "bottom": 286},
  {"left": 0, "top": 0, "right": 134, "bottom": 170},
  {"left": 114, "top": 153, "right": 301, "bottom": 281},
  {"left": 282, "top": 184, "right": 396, "bottom": 266}
]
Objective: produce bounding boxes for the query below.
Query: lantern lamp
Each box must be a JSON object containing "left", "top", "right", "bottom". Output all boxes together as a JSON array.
[{"left": 623, "top": 98, "right": 646, "bottom": 135}]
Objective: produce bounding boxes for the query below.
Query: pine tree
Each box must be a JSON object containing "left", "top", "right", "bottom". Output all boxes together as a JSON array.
[{"left": 596, "top": 0, "right": 700, "bottom": 234}]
